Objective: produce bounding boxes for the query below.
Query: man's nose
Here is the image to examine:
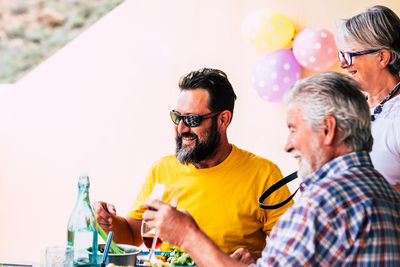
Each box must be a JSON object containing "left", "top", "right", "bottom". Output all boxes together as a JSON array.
[
  {"left": 284, "top": 138, "right": 293, "bottom": 153},
  {"left": 177, "top": 120, "right": 190, "bottom": 134}
]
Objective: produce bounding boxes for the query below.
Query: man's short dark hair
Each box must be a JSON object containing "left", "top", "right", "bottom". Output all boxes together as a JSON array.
[{"left": 178, "top": 68, "right": 237, "bottom": 117}]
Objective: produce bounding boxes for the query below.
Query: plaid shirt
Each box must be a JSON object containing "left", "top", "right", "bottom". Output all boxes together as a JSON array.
[{"left": 253, "top": 151, "right": 400, "bottom": 266}]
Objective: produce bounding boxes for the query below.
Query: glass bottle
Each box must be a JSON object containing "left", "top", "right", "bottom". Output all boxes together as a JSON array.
[{"left": 67, "top": 174, "right": 98, "bottom": 266}]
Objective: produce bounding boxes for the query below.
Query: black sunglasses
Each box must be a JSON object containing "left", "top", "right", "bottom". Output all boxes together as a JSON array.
[{"left": 170, "top": 110, "right": 220, "bottom": 127}]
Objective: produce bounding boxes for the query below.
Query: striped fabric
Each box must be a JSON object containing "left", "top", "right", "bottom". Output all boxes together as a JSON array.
[{"left": 252, "top": 151, "right": 400, "bottom": 266}]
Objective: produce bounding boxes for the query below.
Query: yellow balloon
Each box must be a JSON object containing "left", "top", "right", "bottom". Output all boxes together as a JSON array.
[{"left": 242, "top": 10, "right": 295, "bottom": 52}]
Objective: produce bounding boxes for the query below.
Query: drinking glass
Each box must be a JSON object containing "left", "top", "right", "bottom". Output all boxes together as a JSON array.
[
  {"left": 45, "top": 245, "right": 73, "bottom": 267},
  {"left": 141, "top": 183, "right": 179, "bottom": 251}
]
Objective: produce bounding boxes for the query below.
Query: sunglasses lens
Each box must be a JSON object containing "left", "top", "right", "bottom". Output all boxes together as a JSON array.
[
  {"left": 184, "top": 115, "right": 201, "bottom": 127},
  {"left": 170, "top": 111, "right": 206, "bottom": 127},
  {"left": 170, "top": 111, "right": 181, "bottom": 125}
]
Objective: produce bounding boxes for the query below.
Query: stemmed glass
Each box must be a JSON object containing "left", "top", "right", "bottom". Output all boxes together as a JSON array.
[{"left": 141, "top": 183, "right": 179, "bottom": 262}]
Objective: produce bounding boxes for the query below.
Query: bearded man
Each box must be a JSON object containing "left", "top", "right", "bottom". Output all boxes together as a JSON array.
[
  {"left": 143, "top": 72, "right": 400, "bottom": 266},
  {"left": 94, "top": 68, "right": 292, "bottom": 257}
]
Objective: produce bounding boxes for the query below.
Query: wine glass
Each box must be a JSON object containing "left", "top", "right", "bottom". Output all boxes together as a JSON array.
[{"left": 141, "top": 183, "right": 179, "bottom": 258}]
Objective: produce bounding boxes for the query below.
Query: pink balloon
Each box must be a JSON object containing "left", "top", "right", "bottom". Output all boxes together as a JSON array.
[
  {"left": 252, "top": 49, "right": 301, "bottom": 102},
  {"left": 293, "top": 27, "right": 337, "bottom": 71}
]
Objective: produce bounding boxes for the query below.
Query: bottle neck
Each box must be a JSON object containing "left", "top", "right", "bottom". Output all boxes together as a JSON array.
[
  {"left": 76, "top": 186, "right": 90, "bottom": 206},
  {"left": 76, "top": 175, "right": 91, "bottom": 205}
]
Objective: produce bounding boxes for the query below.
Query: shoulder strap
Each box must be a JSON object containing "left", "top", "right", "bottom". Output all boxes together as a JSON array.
[{"left": 259, "top": 172, "right": 298, "bottom": 210}]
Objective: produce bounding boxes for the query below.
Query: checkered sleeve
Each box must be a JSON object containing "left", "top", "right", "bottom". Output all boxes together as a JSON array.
[{"left": 252, "top": 199, "right": 318, "bottom": 267}]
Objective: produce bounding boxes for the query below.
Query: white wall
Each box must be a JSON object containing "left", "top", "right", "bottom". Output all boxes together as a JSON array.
[{"left": 0, "top": 0, "right": 399, "bottom": 263}]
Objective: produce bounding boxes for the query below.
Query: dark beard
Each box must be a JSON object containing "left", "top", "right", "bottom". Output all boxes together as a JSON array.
[{"left": 175, "top": 118, "right": 220, "bottom": 165}]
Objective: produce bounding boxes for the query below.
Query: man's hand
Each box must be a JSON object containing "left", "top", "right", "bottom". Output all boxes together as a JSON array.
[
  {"left": 143, "top": 199, "right": 198, "bottom": 248},
  {"left": 230, "top": 248, "right": 262, "bottom": 264},
  {"left": 93, "top": 201, "right": 117, "bottom": 230},
  {"left": 144, "top": 200, "right": 249, "bottom": 267}
]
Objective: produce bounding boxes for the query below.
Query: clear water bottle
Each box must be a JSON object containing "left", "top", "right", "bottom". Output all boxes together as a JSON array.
[{"left": 67, "top": 174, "right": 98, "bottom": 266}]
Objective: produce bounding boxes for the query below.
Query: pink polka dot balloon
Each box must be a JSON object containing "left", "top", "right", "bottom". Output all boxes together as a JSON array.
[
  {"left": 253, "top": 49, "right": 301, "bottom": 102},
  {"left": 293, "top": 27, "right": 337, "bottom": 71}
]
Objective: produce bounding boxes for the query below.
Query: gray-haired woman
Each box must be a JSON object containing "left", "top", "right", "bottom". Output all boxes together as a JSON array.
[{"left": 336, "top": 5, "right": 400, "bottom": 193}]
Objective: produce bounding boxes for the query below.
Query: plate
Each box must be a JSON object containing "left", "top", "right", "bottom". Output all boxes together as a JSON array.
[{"left": 136, "top": 251, "right": 196, "bottom": 267}]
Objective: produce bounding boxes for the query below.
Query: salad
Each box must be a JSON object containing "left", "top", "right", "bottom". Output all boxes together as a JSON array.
[{"left": 160, "top": 247, "right": 195, "bottom": 266}]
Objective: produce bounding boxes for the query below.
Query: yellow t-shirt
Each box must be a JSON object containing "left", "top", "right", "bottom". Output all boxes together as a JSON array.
[{"left": 129, "top": 145, "right": 292, "bottom": 253}]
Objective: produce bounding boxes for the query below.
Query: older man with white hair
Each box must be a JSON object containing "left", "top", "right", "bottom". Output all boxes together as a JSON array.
[{"left": 143, "top": 72, "right": 400, "bottom": 266}]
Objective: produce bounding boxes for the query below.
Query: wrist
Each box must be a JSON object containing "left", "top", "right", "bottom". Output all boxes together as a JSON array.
[{"left": 179, "top": 224, "right": 202, "bottom": 253}]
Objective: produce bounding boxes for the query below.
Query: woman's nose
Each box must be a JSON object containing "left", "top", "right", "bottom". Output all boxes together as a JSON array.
[{"left": 339, "top": 58, "right": 349, "bottom": 69}]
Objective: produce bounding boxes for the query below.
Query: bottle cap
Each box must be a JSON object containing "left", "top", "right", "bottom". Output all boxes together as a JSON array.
[
  {"left": 79, "top": 172, "right": 89, "bottom": 177},
  {"left": 78, "top": 174, "right": 90, "bottom": 187}
]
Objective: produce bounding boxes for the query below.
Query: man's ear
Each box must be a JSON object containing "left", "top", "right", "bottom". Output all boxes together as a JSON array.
[
  {"left": 378, "top": 49, "right": 391, "bottom": 69},
  {"left": 322, "top": 115, "right": 336, "bottom": 145},
  {"left": 218, "top": 110, "right": 232, "bottom": 131}
]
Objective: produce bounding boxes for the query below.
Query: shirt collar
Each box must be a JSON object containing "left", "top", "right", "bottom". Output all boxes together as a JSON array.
[{"left": 299, "top": 151, "right": 373, "bottom": 192}]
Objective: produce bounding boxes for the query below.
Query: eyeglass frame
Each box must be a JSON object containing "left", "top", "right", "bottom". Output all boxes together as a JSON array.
[
  {"left": 170, "top": 110, "right": 221, "bottom": 128},
  {"left": 337, "top": 49, "right": 380, "bottom": 66}
]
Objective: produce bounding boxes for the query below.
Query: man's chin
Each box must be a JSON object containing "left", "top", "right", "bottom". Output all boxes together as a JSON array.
[
  {"left": 297, "top": 165, "right": 311, "bottom": 180},
  {"left": 176, "top": 148, "right": 194, "bottom": 163},
  {"left": 181, "top": 143, "right": 195, "bottom": 150}
]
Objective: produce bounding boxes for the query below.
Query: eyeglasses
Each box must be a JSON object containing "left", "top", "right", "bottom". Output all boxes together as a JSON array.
[
  {"left": 338, "top": 49, "right": 380, "bottom": 66},
  {"left": 170, "top": 110, "right": 220, "bottom": 127}
]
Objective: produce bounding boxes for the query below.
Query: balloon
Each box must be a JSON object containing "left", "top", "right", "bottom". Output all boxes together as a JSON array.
[
  {"left": 252, "top": 49, "right": 301, "bottom": 102},
  {"left": 293, "top": 27, "right": 337, "bottom": 71},
  {"left": 242, "top": 10, "right": 296, "bottom": 52}
]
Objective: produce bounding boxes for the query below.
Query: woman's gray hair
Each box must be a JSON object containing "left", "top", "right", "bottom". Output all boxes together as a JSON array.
[
  {"left": 286, "top": 72, "right": 373, "bottom": 152},
  {"left": 335, "top": 5, "right": 400, "bottom": 75}
]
